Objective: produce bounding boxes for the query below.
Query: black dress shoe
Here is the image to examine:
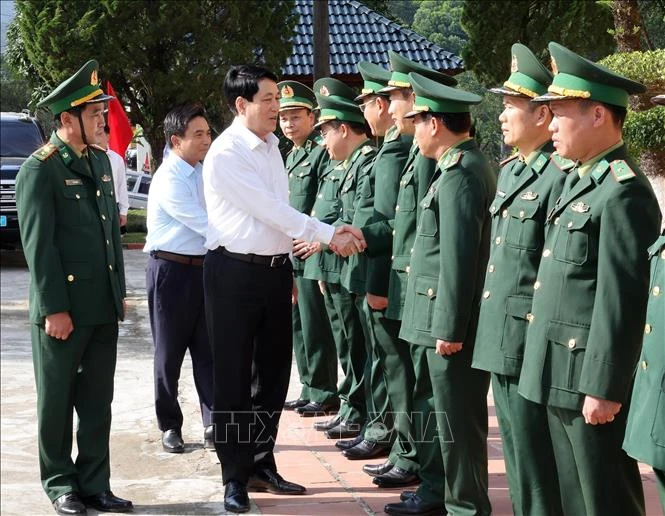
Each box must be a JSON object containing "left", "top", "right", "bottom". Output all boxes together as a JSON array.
[
  {"left": 203, "top": 425, "right": 214, "bottom": 449},
  {"left": 284, "top": 398, "right": 309, "bottom": 410},
  {"left": 224, "top": 481, "right": 249, "bottom": 513},
  {"left": 313, "top": 415, "right": 341, "bottom": 431},
  {"left": 325, "top": 420, "right": 362, "bottom": 439},
  {"left": 295, "top": 398, "right": 340, "bottom": 417},
  {"left": 82, "top": 491, "right": 133, "bottom": 513},
  {"left": 52, "top": 492, "right": 86, "bottom": 515},
  {"left": 401, "top": 490, "right": 416, "bottom": 501},
  {"left": 373, "top": 466, "right": 420, "bottom": 488},
  {"left": 362, "top": 459, "right": 394, "bottom": 477},
  {"left": 384, "top": 494, "right": 443, "bottom": 515},
  {"left": 247, "top": 468, "right": 306, "bottom": 495},
  {"left": 335, "top": 434, "right": 363, "bottom": 450},
  {"left": 342, "top": 439, "right": 390, "bottom": 460},
  {"left": 161, "top": 429, "right": 184, "bottom": 453}
]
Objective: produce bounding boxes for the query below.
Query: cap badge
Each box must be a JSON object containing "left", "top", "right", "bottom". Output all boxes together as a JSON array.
[
  {"left": 550, "top": 57, "right": 558, "bottom": 75},
  {"left": 510, "top": 55, "right": 518, "bottom": 73},
  {"left": 319, "top": 85, "right": 330, "bottom": 96},
  {"left": 520, "top": 191, "right": 539, "bottom": 201},
  {"left": 90, "top": 69, "right": 98, "bottom": 85},
  {"left": 570, "top": 201, "right": 590, "bottom": 213},
  {"left": 281, "top": 85, "right": 294, "bottom": 98}
]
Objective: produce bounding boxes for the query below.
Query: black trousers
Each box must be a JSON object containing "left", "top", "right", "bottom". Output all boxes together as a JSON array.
[
  {"left": 203, "top": 250, "right": 293, "bottom": 485},
  {"left": 146, "top": 255, "right": 214, "bottom": 432}
]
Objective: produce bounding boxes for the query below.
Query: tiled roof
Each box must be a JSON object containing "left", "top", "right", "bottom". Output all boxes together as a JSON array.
[{"left": 282, "top": 0, "right": 464, "bottom": 77}]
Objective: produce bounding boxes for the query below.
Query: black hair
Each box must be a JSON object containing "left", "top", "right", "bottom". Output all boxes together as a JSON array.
[
  {"left": 223, "top": 65, "right": 279, "bottom": 115},
  {"left": 430, "top": 112, "right": 472, "bottom": 134},
  {"left": 163, "top": 102, "right": 209, "bottom": 148},
  {"left": 322, "top": 119, "right": 367, "bottom": 136},
  {"left": 53, "top": 105, "right": 83, "bottom": 129},
  {"left": 579, "top": 99, "right": 627, "bottom": 127}
]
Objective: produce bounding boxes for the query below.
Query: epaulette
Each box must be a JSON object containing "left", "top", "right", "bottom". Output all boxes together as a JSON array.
[
  {"left": 550, "top": 152, "right": 576, "bottom": 171},
  {"left": 360, "top": 145, "right": 374, "bottom": 155},
  {"left": 314, "top": 135, "right": 324, "bottom": 146},
  {"left": 440, "top": 149, "right": 463, "bottom": 170},
  {"left": 500, "top": 153, "right": 518, "bottom": 167},
  {"left": 610, "top": 159, "right": 636, "bottom": 183},
  {"left": 532, "top": 153, "right": 548, "bottom": 174},
  {"left": 305, "top": 139, "right": 313, "bottom": 151},
  {"left": 591, "top": 159, "right": 611, "bottom": 182},
  {"left": 32, "top": 142, "right": 58, "bottom": 162},
  {"left": 384, "top": 126, "right": 399, "bottom": 142}
]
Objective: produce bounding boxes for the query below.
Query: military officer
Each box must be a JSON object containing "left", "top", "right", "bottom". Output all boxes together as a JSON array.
[
  {"left": 519, "top": 42, "right": 661, "bottom": 515},
  {"left": 471, "top": 44, "right": 567, "bottom": 516},
  {"left": 15, "top": 60, "right": 132, "bottom": 514},
  {"left": 277, "top": 80, "right": 339, "bottom": 416},
  {"left": 385, "top": 73, "right": 496, "bottom": 516}
]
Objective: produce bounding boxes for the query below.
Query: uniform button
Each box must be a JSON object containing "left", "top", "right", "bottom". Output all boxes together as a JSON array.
[
  {"left": 110, "top": 191, "right": 113, "bottom": 197},
  {"left": 427, "top": 288, "right": 434, "bottom": 297},
  {"left": 502, "top": 209, "right": 508, "bottom": 218},
  {"left": 519, "top": 210, "right": 525, "bottom": 218},
  {"left": 482, "top": 290, "right": 490, "bottom": 299},
  {"left": 289, "top": 173, "right": 293, "bottom": 177},
  {"left": 495, "top": 237, "right": 501, "bottom": 245},
  {"left": 75, "top": 194, "right": 81, "bottom": 199},
  {"left": 490, "top": 206, "right": 496, "bottom": 214},
  {"left": 526, "top": 313, "right": 534, "bottom": 323},
  {"left": 567, "top": 338, "right": 576, "bottom": 349},
  {"left": 534, "top": 281, "right": 541, "bottom": 290},
  {"left": 488, "top": 264, "right": 495, "bottom": 273},
  {"left": 392, "top": 230, "right": 395, "bottom": 236},
  {"left": 542, "top": 249, "right": 551, "bottom": 257},
  {"left": 641, "top": 360, "right": 648, "bottom": 370},
  {"left": 661, "top": 249, "right": 665, "bottom": 259},
  {"left": 410, "top": 248, "right": 414, "bottom": 254},
  {"left": 391, "top": 255, "right": 395, "bottom": 260},
  {"left": 101, "top": 214, "right": 106, "bottom": 220},
  {"left": 311, "top": 210, "right": 316, "bottom": 216},
  {"left": 395, "top": 205, "right": 400, "bottom": 211},
  {"left": 554, "top": 217, "right": 560, "bottom": 225},
  {"left": 645, "top": 323, "right": 652, "bottom": 334},
  {"left": 108, "top": 265, "right": 113, "bottom": 271},
  {"left": 287, "top": 190, "right": 291, "bottom": 194},
  {"left": 106, "top": 239, "right": 110, "bottom": 245},
  {"left": 405, "top": 266, "right": 410, "bottom": 274},
  {"left": 653, "top": 285, "right": 661, "bottom": 296},
  {"left": 67, "top": 274, "right": 75, "bottom": 282},
  {"left": 567, "top": 221, "right": 573, "bottom": 228},
  {"left": 318, "top": 194, "right": 323, "bottom": 198},
  {"left": 96, "top": 190, "right": 101, "bottom": 197}
]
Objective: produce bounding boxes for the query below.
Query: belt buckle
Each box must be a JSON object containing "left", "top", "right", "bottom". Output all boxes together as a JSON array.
[{"left": 270, "top": 255, "right": 281, "bottom": 268}]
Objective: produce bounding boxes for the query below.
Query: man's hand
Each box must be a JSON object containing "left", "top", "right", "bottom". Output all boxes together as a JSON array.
[
  {"left": 582, "top": 395, "right": 621, "bottom": 425},
  {"left": 329, "top": 225, "right": 366, "bottom": 257},
  {"left": 45, "top": 312, "right": 74, "bottom": 341},
  {"left": 367, "top": 293, "right": 388, "bottom": 311},
  {"left": 292, "top": 280, "right": 298, "bottom": 306},
  {"left": 293, "top": 239, "right": 321, "bottom": 260},
  {"left": 318, "top": 280, "right": 326, "bottom": 295},
  {"left": 119, "top": 214, "right": 127, "bottom": 227},
  {"left": 435, "top": 339, "right": 463, "bottom": 356}
]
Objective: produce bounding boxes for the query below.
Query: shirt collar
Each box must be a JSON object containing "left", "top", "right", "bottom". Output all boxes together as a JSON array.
[
  {"left": 231, "top": 118, "right": 279, "bottom": 151},
  {"left": 166, "top": 151, "right": 199, "bottom": 177},
  {"left": 578, "top": 140, "right": 623, "bottom": 177}
]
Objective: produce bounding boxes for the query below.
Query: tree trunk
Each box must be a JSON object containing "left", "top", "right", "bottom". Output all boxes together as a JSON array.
[{"left": 612, "top": 0, "right": 643, "bottom": 53}]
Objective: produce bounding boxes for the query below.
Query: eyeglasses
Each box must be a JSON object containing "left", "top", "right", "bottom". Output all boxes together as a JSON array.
[
  {"left": 320, "top": 127, "right": 337, "bottom": 139},
  {"left": 359, "top": 97, "right": 379, "bottom": 113}
]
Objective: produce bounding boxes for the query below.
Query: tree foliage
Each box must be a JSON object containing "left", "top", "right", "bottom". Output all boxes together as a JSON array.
[
  {"left": 6, "top": 0, "right": 298, "bottom": 161},
  {"left": 461, "top": 0, "right": 616, "bottom": 87},
  {"left": 0, "top": 53, "right": 32, "bottom": 112},
  {"left": 411, "top": 1, "right": 467, "bottom": 57},
  {"left": 388, "top": 0, "right": 420, "bottom": 26}
]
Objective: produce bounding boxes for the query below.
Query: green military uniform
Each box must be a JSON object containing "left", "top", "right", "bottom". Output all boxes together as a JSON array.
[
  {"left": 397, "top": 74, "right": 495, "bottom": 514},
  {"left": 278, "top": 81, "right": 338, "bottom": 405},
  {"left": 15, "top": 61, "right": 125, "bottom": 502},
  {"left": 623, "top": 230, "right": 665, "bottom": 512},
  {"left": 518, "top": 42, "right": 661, "bottom": 515},
  {"left": 472, "top": 44, "right": 567, "bottom": 515}
]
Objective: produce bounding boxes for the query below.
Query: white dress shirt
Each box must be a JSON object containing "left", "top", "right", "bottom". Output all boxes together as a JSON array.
[
  {"left": 106, "top": 148, "right": 129, "bottom": 215},
  {"left": 143, "top": 152, "right": 208, "bottom": 255},
  {"left": 203, "top": 118, "right": 334, "bottom": 255}
]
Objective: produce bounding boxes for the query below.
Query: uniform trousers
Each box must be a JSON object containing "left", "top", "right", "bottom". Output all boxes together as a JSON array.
[
  {"left": 203, "top": 250, "right": 293, "bottom": 484},
  {"left": 146, "top": 255, "right": 213, "bottom": 432},
  {"left": 32, "top": 322, "right": 118, "bottom": 501}
]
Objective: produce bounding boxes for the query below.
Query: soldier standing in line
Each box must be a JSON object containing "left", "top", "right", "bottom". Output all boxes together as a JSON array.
[
  {"left": 471, "top": 43, "right": 567, "bottom": 516},
  {"left": 277, "top": 81, "right": 340, "bottom": 416},
  {"left": 16, "top": 60, "right": 133, "bottom": 515},
  {"left": 518, "top": 42, "right": 661, "bottom": 515},
  {"left": 385, "top": 73, "right": 495, "bottom": 516}
]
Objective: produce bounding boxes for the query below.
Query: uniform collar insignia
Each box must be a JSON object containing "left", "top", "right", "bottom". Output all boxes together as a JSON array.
[{"left": 497, "top": 190, "right": 506, "bottom": 198}]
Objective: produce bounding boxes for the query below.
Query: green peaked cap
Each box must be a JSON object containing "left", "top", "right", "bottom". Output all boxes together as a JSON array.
[
  {"left": 380, "top": 50, "right": 457, "bottom": 92},
  {"left": 313, "top": 94, "right": 365, "bottom": 128},
  {"left": 355, "top": 61, "right": 391, "bottom": 101},
  {"left": 313, "top": 77, "right": 358, "bottom": 102},
  {"left": 489, "top": 43, "right": 552, "bottom": 98},
  {"left": 405, "top": 72, "right": 482, "bottom": 117},
  {"left": 277, "top": 80, "right": 316, "bottom": 111},
  {"left": 37, "top": 60, "right": 114, "bottom": 116},
  {"left": 533, "top": 42, "right": 646, "bottom": 107}
]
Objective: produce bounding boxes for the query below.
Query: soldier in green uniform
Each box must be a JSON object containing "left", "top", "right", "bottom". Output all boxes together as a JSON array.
[
  {"left": 15, "top": 60, "right": 133, "bottom": 515},
  {"left": 385, "top": 73, "right": 496, "bottom": 516},
  {"left": 471, "top": 44, "right": 567, "bottom": 516},
  {"left": 518, "top": 42, "right": 661, "bottom": 515},
  {"left": 277, "top": 80, "right": 339, "bottom": 415}
]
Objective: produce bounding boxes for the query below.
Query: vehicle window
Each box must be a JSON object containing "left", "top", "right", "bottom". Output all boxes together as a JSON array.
[
  {"left": 126, "top": 175, "right": 139, "bottom": 191},
  {"left": 1, "top": 120, "right": 45, "bottom": 157},
  {"left": 138, "top": 176, "right": 151, "bottom": 195}
]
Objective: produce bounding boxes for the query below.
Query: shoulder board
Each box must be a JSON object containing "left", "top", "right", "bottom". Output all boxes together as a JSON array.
[
  {"left": 532, "top": 153, "right": 548, "bottom": 174},
  {"left": 305, "top": 139, "right": 313, "bottom": 151},
  {"left": 384, "top": 126, "right": 399, "bottom": 142},
  {"left": 499, "top": 153, "right": 518, "bottom": 167},
  {"left": 361, "top": 145, "right": 375, "bottom": 155},
  {"left": 591, "top": 159, "right": 611, "bottom": 182},
  {"left": 441, "top": 149, "right": 463, "bottom": 170},
  {"left": 314, "top": 135, "right": 324, "bottom": 146},
  {"left": 32, "top": 142, "right": 58, "bottom": 162},
  {"left": 610, "top": 159, "right": 636, "bottom": 183},
  {"left": 550, "top": 152, "right": 576, "bottom": 171}
]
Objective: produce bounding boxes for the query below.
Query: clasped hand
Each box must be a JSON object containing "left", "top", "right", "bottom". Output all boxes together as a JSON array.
[{"left": 293, "top": 225, "right": 367, "bottom": 260}]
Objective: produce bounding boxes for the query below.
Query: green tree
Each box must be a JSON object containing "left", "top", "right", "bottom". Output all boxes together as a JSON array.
[
  {"left": 639, "top": 0, "right": 665, "bottom": 49},
  {"left": 6, "top": 0, "right": 298, "bottom": 161},
  {"left": 461, "top": 0, "right": 616, "bottom": 87},
  {"left": 412, "top": 0, "right": 467, "bottom": 56},
  {"left": 0, "top": 53, "right": 32, "bottom": 112},
  {"left": 388, "top": 0, "right": 420, "bottom": 26}
]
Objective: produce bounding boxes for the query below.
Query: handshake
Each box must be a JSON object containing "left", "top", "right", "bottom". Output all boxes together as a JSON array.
[{"left": 294, "top": 225, "right": 366, "bottom": 260}]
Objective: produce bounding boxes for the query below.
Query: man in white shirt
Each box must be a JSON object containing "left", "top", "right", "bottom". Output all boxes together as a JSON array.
[
  {"left": 202, "top": 65, "right": 364, "bottom": 514},
  {"left": 100, "top": 126, "right": 129, "bottom": 230}
]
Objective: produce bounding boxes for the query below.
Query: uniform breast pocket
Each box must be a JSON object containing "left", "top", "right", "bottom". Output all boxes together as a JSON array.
[
  {"left": 553, "top": 212, "right": 591, "bottom": 265},
  {"left": 60, "top": 188, "right": 89, "bottom": 226},
  {"left": 290, "top": 168, "right": 315, "bottom": 195},
  {"left": 418, "top": 199, "right": 437, "bottom": 238},
  {"left": 412, "top": 276, "right": 437, "bottom": 331},
  {"left": 359, "top": 177, "right": 373, "bottom": 199},
  {"left": 323, "top": 178, "right": 341, "bottom": 201},
  {"left": 500, "top": 295, "right": 533, "bottom": 359},
  {"left": 505, "top": 201, "right": 541, "bottom": 251},
  {"left": 544, "top": 320, "right": 590, "bottom": 392},
  {"left": 63, "top": 261, "right": 93, "bottom": 290},
  {"left": 652, "top": 374, "right": 665, "bottom": 447}
]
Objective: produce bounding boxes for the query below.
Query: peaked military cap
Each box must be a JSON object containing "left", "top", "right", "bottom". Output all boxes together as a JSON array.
[
  {"left": 380, "top": 50, "right": 458, "bottom": 93},
  {"left": 489, "top": 43, "right": 553, "bottom": 98},
  {"left": 313, "top": 78, "right": 358, "bottom": 102},
  {"left": 277, "top": 81, "right": 316, "bottom": 112},
  {"left": 355, "top": 62, "right": 392, "bottom": 101},
  {"left": 652, "top": 94, "right": 665, "bottom": 106},
  {"left": 314, "top": 94, "right": 365, "bottom": 128},
  {"left": 534, "top": 42, "right": 646, "bottom": 107},
  {"left": 404, "top": 72, "right": 482, "bottom": 117},
  {"left": 38, "top": 60, "right": 114, "bottom": 116}
]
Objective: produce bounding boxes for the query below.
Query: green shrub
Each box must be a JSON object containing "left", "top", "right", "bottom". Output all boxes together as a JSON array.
[
  {"left": 624, "top": 106, "right": 665, "bottom": 154},
  {"left": 599, "top": 50, "right": 665, "bottom": 88},
  {"left": 122, "top": 232, "right": 146, "bottom": 244},
  {"left": 126, "top": 209, "right": 147, "bottom": 233}
]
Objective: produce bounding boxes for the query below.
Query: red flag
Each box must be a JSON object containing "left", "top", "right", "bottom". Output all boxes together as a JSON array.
[{"left": 105, "top": 81, "right": 133, "bottom": 159}]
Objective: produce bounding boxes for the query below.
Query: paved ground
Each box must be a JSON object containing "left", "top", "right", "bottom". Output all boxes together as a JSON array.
[{"left": 1, "top": 249, "right": 662, "bottom": 515}]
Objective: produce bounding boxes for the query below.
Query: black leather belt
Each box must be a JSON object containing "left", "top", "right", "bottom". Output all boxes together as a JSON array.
[
  {"left": 151, "top": 250, "right": 205, "bottom": 267},
  {"left": 215, "top": 246, "right": 290, "bottom": 268}
]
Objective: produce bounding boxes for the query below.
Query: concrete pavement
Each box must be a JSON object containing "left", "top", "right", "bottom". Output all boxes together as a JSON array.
[{"left": 1, "top": 249, "right": 662, "bottom": 515}]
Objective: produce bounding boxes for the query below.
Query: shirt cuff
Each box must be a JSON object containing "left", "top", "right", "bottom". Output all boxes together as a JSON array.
[{"left": 315, "top": 221, "right": 336, "bottom": 245}]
